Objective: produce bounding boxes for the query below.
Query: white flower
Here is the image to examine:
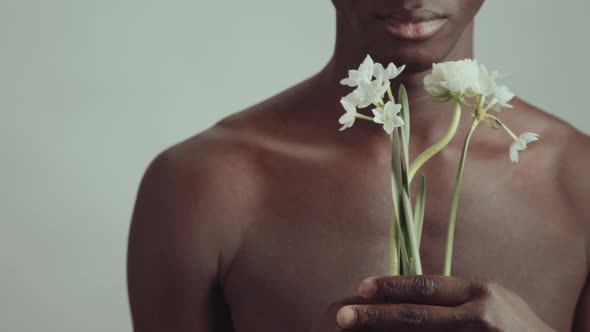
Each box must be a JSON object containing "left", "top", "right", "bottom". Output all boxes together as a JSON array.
[
  {"left": 338, "top": 97, "right": 358, "bottom": 131},
  {"left": 423, "top": 59, "right": 516, "bottom": 115},
  {"left": 342, "top": 89, "right": 363, "bottom": 107},
  {"left": 472, "top": 64, "right": 499, "bottom": 97},
  {"left": 373, "top": 62, "right": 406, "bottom": 85},
  {"left": 423, "top": 59, "right": 481, "bottom": 99},
  {"left": 340, "top": 55, "right": 405, "bottom": 87},
  {"left": 509, "top": 132, "right": 540, "bottom": 163},
  {"left": 372, "top": 101, "right": 404, "bottom": 134},
  {"left": 340, "top": 55, "right": 375, "bottom": 87},
  {"left": 356, "top": 79, "right": 390, "bottom": 108},
  {"left": 489, "top": 85, "right": 515, "bottom": 112},
  {"left": 340, "top": 55, "right": 404, "bottom": 109}
]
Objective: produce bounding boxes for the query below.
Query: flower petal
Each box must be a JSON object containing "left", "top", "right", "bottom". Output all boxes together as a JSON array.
[
  {"left": 520, "top": 132, "right": 540, "bottom": 143},
  {"left": 340, "top": 78, "right": 355, "bottom": 87},
  {"left": 342, "top": 92, "right": 361, "bottom": 108},
  {"left": 338, "top": 112, "right": 354, "bottom": 125},
  {"left": 359, "top": 55, "right": 374, "bottom": 78},
  {"left": 373, "top": 63, "right": 384, "bottom": 79},
  {"left": 393, "top": 116, "right": 405, "bottom": 127},
  {"left": 372, "top": 108, "right": 385, "bottom": 124},
  {"left": 509, "top": 142, "right": 520, "bottom": 163},
  {"left": 384, "top": 101, "right": 402, "bottom": 115},
  {"left": 384, "top": 121, "right": 395, "bottom": 135},
  {"left": 340, "top": 97, "right": 357, "bottom": 114}
]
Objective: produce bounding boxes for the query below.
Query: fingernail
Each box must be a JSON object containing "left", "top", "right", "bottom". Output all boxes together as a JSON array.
[
  {"left": 337, "top": 306, "right": 356, "bottom": 328},
  {"left": 359, "top": 278, "right": 377, "bottom": 297}
]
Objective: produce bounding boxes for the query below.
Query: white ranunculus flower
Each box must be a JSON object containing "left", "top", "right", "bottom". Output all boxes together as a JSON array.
[
  {"left": 423, "top": 73, "right": 451, "bottom": 100},
  {"left": 423, "top": 59, "right": 481, "bottom": 99},
  {"left": 340, "top": 55, "right": 375, "bottom": 88},
  {"left": 472, "top": 64, "right": 499, "bottom": 97},
  {"left": 338, "top": 97, "right": 358, "bottom": 131},
  {"left": 423, "top": 59, "right": 514, "bottom": 105},
  {"left": 489, "top": 85, "right": 515, "bottom": 112},
  {"left": 509, "top": 132, "right": 540, "bottom": 163},
  {"left": 372, "top": 101, "right": 404, "bottom": 134}
]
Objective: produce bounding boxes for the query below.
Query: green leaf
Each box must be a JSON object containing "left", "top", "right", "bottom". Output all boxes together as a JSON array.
[
  {"left": 399, "top": 233, "right": 409, "bottom": 275},
  {"left": 390, "top": 130, "right": 403, "bottom": 230},
  {"left": 414, "top": 175, "right": 426, "bottom": 247},
  {"left": 390, "top": 129, "right": 404, "bottom": 275},
  {"left": 390, "top": 129, "right": 403, "bottom": 211},
  {"left": 395, "top": 210, "right": 410, "bottom": 275},
  {"left": 398, "top": 85, "right": 411, "bottom": 193},
  {"left": 390, "top": 130, "right": 406, "bottom": 218},
  {"left": 401, "top": 189, "right": 423, "bottom": 275},
  {"left": 399, "top": 84, "right": 411, "bottom": 149}
]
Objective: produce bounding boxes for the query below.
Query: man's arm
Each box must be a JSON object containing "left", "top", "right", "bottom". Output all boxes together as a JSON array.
[
  {"left": 574, "top": 277, "right": 590, "bottom": 331},
  {"left": 126, "top": 146, "right": 234, "bottom": 332},
  {"left": 564, "top": 130, "right": 590, "bottom": 331}
]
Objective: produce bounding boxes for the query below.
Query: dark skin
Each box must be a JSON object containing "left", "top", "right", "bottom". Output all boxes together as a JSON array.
[{"left": 127, "top": 1, "right": 590, "bottom": 331}]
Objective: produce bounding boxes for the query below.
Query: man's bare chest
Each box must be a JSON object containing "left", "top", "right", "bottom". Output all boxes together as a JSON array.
[{"left": 220, "top": 153, "right": 586, "bottom": 332}]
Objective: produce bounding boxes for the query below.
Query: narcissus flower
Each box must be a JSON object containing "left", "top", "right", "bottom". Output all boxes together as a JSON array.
[
  {"left": 373, "top": 62, "right": 406, "bottom": 85},
  {"left": 509, "top": 132, "right": 540, "bottom": 163},
  {"left": 372, "top": 101, "right": 404, "bottom": 134},
  {"left": 340, "top": 55, "right": 375, "bottom": 88},
  {"left": 355, "top": 79, "right": 390, "bottom": 108},
  {"left": 338, "top": 97, "right": 358, "bottom": 131},
  {"left": 340, "top": 55, "right": 406, "bottom": 111}
]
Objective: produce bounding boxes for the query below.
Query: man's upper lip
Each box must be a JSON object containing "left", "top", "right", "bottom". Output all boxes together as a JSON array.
[{"left": 376, "top": 10, "right": 446, "bottom": 22}]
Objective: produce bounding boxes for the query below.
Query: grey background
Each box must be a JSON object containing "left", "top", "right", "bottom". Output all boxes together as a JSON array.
[{"left": 1, "top": 1, "right": 587, "bottom": 331}]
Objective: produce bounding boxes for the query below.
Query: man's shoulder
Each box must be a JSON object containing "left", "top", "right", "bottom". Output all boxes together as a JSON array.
[
  {"left": 552, "top": 117, "right": 590, "bottom": 217},
  {"left": 134, "top": 110, "right": 277, "bottom": 283},
  {"left": 509, "top": 99, "right": 590, "bottom": 255},
  {"left": 515, "top": 99, "right": 590, "bottom": 220},
  {"left": 128, "top": 114, "right": 273, "bottom": 320},
  {"left": 150, "top": 112, "right": 267, "bottom": 200},
  {"left": 523, "top": 100, "right": 589, "bottom": 165},
  {"left": 509, "top": 98, "right": 589, "bottom": 162},
  {"left": 149, "top": 73, "right": 319, "bottom": 203}
]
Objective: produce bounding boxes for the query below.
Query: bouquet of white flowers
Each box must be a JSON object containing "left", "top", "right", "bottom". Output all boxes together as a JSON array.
[{"left": 338, "top": 56, "right": 539, "bottom": 276}]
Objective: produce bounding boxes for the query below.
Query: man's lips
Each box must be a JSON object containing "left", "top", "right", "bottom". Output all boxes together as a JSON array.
[
  {"left": 377, "top": 10, "right": 448, "bottom": 41},
  {"left": 383, "top": 17, "right": 448, "bottom": 40}
]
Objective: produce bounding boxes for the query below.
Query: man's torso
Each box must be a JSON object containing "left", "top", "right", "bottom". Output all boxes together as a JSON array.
[{"left": 184, "top": 88, "right": 587, "bottom": 332}]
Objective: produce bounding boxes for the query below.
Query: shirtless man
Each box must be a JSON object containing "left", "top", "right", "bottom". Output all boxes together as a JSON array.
[{"left": 126, "top": 1, "right": 590, "bottom": 331}]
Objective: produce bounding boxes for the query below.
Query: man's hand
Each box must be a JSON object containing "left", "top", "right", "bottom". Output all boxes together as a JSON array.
[{"left": 333, "top": 275, "right": 555, "bottom": 331}]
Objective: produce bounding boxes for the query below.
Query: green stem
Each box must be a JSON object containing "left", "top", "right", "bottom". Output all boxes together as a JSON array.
[
  {"left": 387, "top": 86, "right": 395, "bottom": 104},
  {"left": 389, "top": 191, "right": 400, "bottom": 276},
  {"left": 442, "top": 118, "right": 480, "bottom": 276},
  {"left": 408, "top": 101, "right": 462, "bottom": 183},
  {"left": 402, "top": 190, "right": 423, "bottom": 275},
  {"left": 354, "top": 113, "right": 374, "bottom": 121},
  {"left": 491, "top": 116, "right": 519, "bottom": 140}
]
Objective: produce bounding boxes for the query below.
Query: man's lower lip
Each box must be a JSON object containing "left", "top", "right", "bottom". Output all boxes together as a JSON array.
[{"left": 383, "top": 18, "right": 448, "bottom": 40}]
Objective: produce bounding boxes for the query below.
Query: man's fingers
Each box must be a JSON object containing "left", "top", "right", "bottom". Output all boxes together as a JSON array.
[
  {"left": 336, "top": 303, "right": 472, "bottom": 331},
  {"left": 358, "top": 275, "right": 482, "bottom": 306}
]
